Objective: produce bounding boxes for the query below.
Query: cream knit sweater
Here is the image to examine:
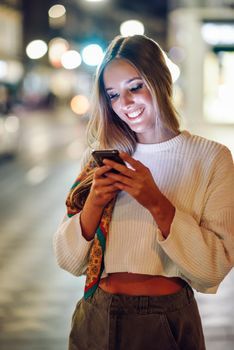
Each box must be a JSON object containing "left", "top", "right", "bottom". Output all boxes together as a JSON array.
[{"left": 53, "top": 131, "right": 234, "bottom": 294}]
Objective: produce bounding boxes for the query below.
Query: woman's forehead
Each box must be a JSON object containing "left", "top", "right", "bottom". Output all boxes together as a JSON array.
[{"left": 103, "top": 59, "right": 141, "bottom": 87}]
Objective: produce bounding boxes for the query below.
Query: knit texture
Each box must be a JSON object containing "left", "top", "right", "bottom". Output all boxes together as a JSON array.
[{"left": 53, "top": 131, "right": 234, "bottom": 294}]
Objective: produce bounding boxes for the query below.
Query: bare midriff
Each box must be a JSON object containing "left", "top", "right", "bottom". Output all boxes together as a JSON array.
[{"left": 99, "top": 272, "right": 187, "bottom": 296}]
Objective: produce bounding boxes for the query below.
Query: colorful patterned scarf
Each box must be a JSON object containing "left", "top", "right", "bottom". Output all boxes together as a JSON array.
[{"left": 66, "top": 159, "right": 116, "bottom": 300}]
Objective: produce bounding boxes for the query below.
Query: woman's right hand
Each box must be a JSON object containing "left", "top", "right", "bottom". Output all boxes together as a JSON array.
[
  {"left": 80, "top": 165, "right": 119, "bottom": 240},
  {"left": 88, "top": 165, "right": 119, "bottom": 209}
]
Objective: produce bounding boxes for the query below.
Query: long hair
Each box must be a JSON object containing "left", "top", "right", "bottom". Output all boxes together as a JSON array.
[
  {"left": 70, "top": 35, "right": 180, "bottom": 209},
  {"left": 88, "top": 34, "right": 180, "bottom": 153}
]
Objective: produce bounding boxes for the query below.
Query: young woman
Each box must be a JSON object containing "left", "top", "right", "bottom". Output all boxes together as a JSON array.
[{"left": 53, "top": 35, "right": 234, "bottom": 350}]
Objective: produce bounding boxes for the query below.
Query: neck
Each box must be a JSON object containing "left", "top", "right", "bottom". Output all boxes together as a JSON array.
[{"left": 137, "top": 127, "right": 179, "bottom": 144}]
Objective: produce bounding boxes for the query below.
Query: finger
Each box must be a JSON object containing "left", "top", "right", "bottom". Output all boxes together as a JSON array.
[
  {"left": 114, "top": 182, "right": 138, "bottom": 195},
  {"left": 105, "top": 172, "right": 135, "bottom": 187},
  {"left": 119, "top": 152, "right": 143, "bottom": 171},
  {"left": 94, "top": 186, "right": 119, "bottom": 196},
  {"left": 94, "top": 165, "right": 112, "bottom": 178},
  {"left": 94, "top": 176, "right": 119, "bottom": 186},
  {"left": 103, "top": 186, "right": 120, "bottom": 194},
  {"left": 102, "top": 159, "right": 134, "bottom": 177}
]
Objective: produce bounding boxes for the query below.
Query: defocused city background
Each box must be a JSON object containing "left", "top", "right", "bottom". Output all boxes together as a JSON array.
[{"left": 0, "top": 0, "right": 233, "bottom": 349}]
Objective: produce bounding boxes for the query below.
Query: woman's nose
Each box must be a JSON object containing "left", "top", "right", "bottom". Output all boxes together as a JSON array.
[{"left": 120, "top": 91, "right": 134, "bottom": 109}]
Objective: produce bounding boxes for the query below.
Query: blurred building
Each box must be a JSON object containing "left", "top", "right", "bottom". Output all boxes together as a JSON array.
[
  {"left": 168, "top": 2, "right": 234, "bottom": 152},
  {"left": 0, "top": 0, "right": 233, "bottom": 133}
]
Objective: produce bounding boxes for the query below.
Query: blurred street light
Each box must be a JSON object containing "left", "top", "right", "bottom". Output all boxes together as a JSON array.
[
  {"left": 48, "top": 4, "right": 66, "bottom": 18},
  {"left": 120, "top": 20, "right": 144, "bottom": 36},
  {"left": 50, "top": 70, "right": 75, "bottom": 98},
  {"left": 81, "top": 44, "right": 104, "bottom": 66},
  {"left": 26, "top": 40, "right": 48, "bottom": 59},
  {"left": 48, "top": 4, "right": 66, "bottom": 28},
  {"left": 48, "top": 37, "right": 69, "bottom": 68},
  {"left": 70, "top": 95, "right": 90, "bottom": 115},
  {"left": 61, "top": 50, "right": 82, "bottom": 69}
]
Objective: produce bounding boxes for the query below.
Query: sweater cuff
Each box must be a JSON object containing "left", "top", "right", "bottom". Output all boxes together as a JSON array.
[
  {"left": 156, "top": 207, "right": 181, "bottom": 244},
  {"left": 57, "top": 212, "right": 94, "bottom": 253}
]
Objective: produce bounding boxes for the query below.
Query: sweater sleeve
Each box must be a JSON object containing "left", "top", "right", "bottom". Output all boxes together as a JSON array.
[
  {"left": 53, "top": 213, "right": 93, "bottom": 276},
  {"left": 53, "top": 147, "right": 94, "bottom": 276},
  {"left": 157, "top": 146, "right": 234, "bottom": 290}
]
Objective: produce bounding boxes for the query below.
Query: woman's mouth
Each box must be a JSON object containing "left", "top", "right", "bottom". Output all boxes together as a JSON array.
[{"left": 126, "top": 108, "right": 144, "bottom": 120}]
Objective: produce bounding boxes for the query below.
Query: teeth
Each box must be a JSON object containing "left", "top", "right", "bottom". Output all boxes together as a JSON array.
[{"left": 127, "top": 108, "right": 142, "bottom": 118}]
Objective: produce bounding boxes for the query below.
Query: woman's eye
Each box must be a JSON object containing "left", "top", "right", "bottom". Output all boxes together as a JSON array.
[
  {"left": 108, "top": 93, "right": 119, "bottom": 100},
  {"left": 130, "top": 83, "right": 143, "bottom": 92}
]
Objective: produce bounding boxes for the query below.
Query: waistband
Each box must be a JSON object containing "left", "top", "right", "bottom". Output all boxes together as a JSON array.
[{"left": 89, "top": 285, "right": 194, "bottom": 315}]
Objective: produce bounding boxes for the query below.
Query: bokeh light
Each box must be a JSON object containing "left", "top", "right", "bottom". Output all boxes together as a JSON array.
[
  {"left": 120, "top": 20, "right": 144, "bottom": 36},
  {"left": 61, "top": 50, "right": 82, "bottom": 69},
  {"left": 82, "top": 44, "right": 104, "bottom": 66},
  {"left": 48, "top": 4, "right": 66, "bottom": 18},
  {"left": 70, "top": 95, "right": 90, "bottom": 115},
  {"left": 168, "top": 46, "right": 186, "bottom": 64},
  {"left": 48, "top": 37, "right": 69, "bottom": 68},
  {"left": 50, "top": 70, "right": 75, "bottom": 98},
  {"left": 26, "top": 40, "right": 48, "bottom": 59}
]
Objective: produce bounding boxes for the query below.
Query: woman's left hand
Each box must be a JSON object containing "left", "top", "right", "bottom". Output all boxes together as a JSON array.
[
  {"left": 104, "top": 152, "right": 175, "bottom": 237},
  {"left": 103, "top": 152, "right": 162, "bottom": 211}
]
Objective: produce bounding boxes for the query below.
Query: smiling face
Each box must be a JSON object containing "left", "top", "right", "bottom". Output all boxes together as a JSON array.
[{"left": 103, "top": 58, "right": 159, "bottom": 144}]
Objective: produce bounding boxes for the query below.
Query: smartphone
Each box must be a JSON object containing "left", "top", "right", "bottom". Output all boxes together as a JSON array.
[{"left": 92, "top": 149, "right": 126, "bottom": 173}]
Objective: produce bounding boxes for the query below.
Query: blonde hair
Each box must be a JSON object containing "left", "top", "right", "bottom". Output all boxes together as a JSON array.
[
  {"left": 88, "top": 34, "right": 180, "bottom": 154},
  {"left": 70, "top": 35, "right": 180, "bottom": 209}
]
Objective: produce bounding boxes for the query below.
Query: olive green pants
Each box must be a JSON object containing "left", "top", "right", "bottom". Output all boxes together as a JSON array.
[{"left": 69, "top": 285, "right": 206, "bottom": 350}]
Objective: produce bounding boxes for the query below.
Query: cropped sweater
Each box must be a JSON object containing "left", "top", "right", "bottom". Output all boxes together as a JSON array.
[{"left": 53, "top": 131, "right": 234, "bottom": 294}]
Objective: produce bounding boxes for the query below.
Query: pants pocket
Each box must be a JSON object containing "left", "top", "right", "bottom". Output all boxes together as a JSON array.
[
  {"left": 164, "top": 299, "right": 206, "bottom": 350},
  {"left": 160, "top": 314, "right": 180, "bottom": 350},
  {"left": 68, "top": 297, "right": 109, "bottom": 350}
]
